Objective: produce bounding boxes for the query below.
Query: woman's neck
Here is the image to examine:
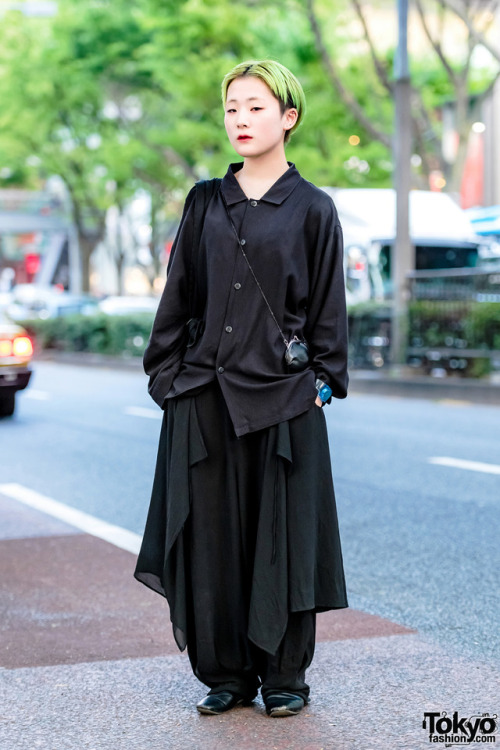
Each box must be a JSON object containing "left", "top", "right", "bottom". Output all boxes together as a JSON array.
[{"left": 235, "top": 153, "right": 290, "bottom": 200}]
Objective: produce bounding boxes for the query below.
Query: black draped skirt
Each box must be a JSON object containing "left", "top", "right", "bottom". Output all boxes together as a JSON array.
[{"left": 134, "top": 381, "right": 347, "bottom": 656}]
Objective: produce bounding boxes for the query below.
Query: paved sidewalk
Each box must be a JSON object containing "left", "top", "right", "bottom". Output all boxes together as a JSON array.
[{"left": 1, "top": 492, "right": 498, "bottom": 750}]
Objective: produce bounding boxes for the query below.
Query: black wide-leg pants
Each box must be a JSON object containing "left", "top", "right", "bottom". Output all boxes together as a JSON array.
[
  {"left": 184, "top": 382, "right": 315, "bottom": 700},
  {"left": 135, "top": 381, "right": 347, "bottom": 701}
]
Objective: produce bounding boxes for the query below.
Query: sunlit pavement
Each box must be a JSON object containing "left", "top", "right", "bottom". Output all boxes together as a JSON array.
[{"left": 1, "top": 492, "right": 498, "bottom": 750}]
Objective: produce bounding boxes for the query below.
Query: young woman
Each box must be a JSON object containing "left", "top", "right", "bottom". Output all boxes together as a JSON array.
[{"left": 134, "top": 60, "right": 348, "bottom": 718}]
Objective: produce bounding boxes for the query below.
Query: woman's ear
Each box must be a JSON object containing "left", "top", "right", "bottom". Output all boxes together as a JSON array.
[{"left": 283, "top": 107, "right": 298, "bottom": 132}]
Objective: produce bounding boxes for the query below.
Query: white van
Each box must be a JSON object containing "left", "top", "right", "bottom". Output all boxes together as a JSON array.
[{"left": 321, "top": 188, "right": 487, "bottom": 304}]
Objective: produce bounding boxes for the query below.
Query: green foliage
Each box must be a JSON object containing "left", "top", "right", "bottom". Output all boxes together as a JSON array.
[
  {"left": 0, "top": 0, "right": 394, "bottom": 205},
  {"left": 408, "top": 301, "right": 500, "bottom": 351},
  {"left": 464, "top": 303, "right": 500, "bottom": 350},
  {"left": 468, "top": 358, "right": 492, "bottom": 378},
  {"left": 22, "top": 301, "right": 500, "bottom": 377},
  {"left": 2, "top": 0, "right": 498, "bottom": 293},
  {"left": 24, "top": 313, "right": 154, "bottom": 357},
  {"left": 1, "top": 0, "right": 498, "bottom": 198},
  {"left": 408, "top": 301, "right": 471, "bottom": 348},
  {"left": 347, "top": 301, "right": 500, "bottom": 375},
  {"left": 408, "top": 301, "right": 500, "bottom": 376}
]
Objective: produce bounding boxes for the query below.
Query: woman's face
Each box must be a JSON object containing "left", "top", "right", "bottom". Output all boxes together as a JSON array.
[{"left": 224, "top": 76, "right": 297, "bottom": 160}]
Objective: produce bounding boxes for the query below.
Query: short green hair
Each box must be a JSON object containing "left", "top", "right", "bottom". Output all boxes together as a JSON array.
[{"left": 221, "top": 59, "right": 306, "bottom": 143}]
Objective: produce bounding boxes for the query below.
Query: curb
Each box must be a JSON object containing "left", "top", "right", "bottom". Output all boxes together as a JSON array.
[
  {"left": 349, "top": 369, "right": 500, "bottom": 404},
  {"left": 33, "top": 351, "right": 500, "bottom": 404},
  {"left": 34, "top": 350, "right": 144, "bottom": 370}
]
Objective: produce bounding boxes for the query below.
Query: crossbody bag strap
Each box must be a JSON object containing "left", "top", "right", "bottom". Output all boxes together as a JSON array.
[{"left": 220, "top": 192, "right": 289, "bottom": 347}]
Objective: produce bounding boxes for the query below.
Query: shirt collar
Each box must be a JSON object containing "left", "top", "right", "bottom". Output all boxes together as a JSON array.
[{"left": 221, "top": 162, "right": 301, "bottom": 206}]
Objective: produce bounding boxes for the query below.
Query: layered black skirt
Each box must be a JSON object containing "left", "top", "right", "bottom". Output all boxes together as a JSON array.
[{"left": 134, "top": 381, "right": 347, "bottom": 657}]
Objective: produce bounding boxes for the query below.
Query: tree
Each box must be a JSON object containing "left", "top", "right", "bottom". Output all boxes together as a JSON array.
[
  {"left": 302, "top": 0, "right": 500, "bottom": 192},
  {"left": 0, "top": 2, "right": 182, "bottom": 291},
  {"left": 0, "top": 1, "right": 328, "bottom": 290},
  {"left": 9, "top": 0, "right": 493, "bottom": 294}
]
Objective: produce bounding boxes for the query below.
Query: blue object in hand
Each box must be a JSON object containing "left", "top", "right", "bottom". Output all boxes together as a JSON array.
[{"left": 315, "top": 379, "right": 332, "bottom": 403}]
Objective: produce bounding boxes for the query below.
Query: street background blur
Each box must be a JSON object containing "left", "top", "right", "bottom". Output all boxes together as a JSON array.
[
  {"left": 0, "top": 0, "right": 500, "bottom": 381},
  {"left": 0, "top": 0, "right": 500, "bottom": 338},
  {"left": 1, "top": 2, "right": 500, "bottom": 749}
]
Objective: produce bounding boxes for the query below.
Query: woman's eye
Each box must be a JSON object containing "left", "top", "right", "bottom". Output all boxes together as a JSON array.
[
  {"left": 251, "top": 107, "right": 263, "bottom": 111},
  {"left": 226, "top": 108, "right": 236, "bottom": 114}
]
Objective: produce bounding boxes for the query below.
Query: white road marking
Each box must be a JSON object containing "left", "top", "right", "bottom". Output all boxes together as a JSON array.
[
  {"left": 123, "top": 406, "right": 162, "bottom": 420},
  {"left": 436, "top": 399, "right": 471, "bottom": 408},
  {"left": 429, "top": 457, "right": 500, "bottom": 476},
  {"left": 0, "top": 483, "right": 142, "bottom": 554},
  {"left": 24, "top": 389, "right": 50, "bottom": 400}
]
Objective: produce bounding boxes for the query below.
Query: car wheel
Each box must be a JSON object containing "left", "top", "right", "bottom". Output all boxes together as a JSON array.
[{"left": 0, "top": 393, "right": 15, "bottom": 417}]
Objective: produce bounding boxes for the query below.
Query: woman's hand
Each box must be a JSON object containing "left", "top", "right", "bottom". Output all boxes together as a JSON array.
[{"left": 315, "top": 396, "right": 322, "bottom": 407}]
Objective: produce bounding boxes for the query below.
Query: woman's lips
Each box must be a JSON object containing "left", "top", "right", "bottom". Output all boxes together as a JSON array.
[{"left": 237, "top": 135, "right": 252, "bottom": 141}]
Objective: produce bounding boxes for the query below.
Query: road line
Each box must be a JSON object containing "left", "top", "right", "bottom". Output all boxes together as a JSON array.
[
  {"left": 123, "top": 406, "right": 162, "bottom": 420},
  {"left": 24, "top": 389, "right": 50, "bottom": 400},
  {"left": 436, "top": 399, "right": 471, "bottom": 408},
  {"left": 429, "top": 457, "right": 500, "bottom": 476},
  {"left": 0, "top": 483, "right": 142, "bottom": 554}
]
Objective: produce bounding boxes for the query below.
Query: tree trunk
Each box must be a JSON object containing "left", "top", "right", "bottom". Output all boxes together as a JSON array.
[
  {"left": 114, "top": 209, "right": 126, "bottom": 296},
  {"left": 150, "top": 196, "right": 163, "bottom": 285},
  {"left": 78, "top": 234, "right": 95, "bottom": 293},
  {"left": 448, "top": 126, "right": 471, "bottom": 194},
  {"left": 116, "top": 255, "right": 125, "bottom": 296}
]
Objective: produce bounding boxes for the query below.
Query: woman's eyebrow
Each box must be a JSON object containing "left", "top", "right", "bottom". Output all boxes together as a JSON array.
[{"left": 226, "top": 96, "right": 265, "bottom": 104}]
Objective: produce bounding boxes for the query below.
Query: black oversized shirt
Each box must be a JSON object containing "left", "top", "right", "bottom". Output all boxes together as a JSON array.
[{"left": 144, "top": 162, "right": 348, "bottom": 436}]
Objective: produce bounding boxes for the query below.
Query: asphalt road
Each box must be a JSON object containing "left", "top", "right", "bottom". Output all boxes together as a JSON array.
[{"left": 2, "top": 360, "right": 499, "bottom": 665}]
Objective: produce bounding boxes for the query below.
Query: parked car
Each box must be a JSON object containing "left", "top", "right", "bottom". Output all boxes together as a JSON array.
[
  {"left": 321, "top": 188, "right": 491, "bottom": 303},
  {"left": 97, "top": 295, "right": 159, "bottom": 316},
  {"left": 6, "top": 285, "right": 99, "bottom": 321},
  {"left": 465, "top": 204, "right": 500, "bottom": 239},
  {"left": 465, "top": 205, "right": 500, "bottom": 265},
  {"left": 0, "top": 310, "right": 33, "bottom": 416}
]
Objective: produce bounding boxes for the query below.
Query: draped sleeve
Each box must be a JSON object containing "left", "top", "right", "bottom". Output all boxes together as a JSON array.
[
  {"left": 143, "top": 187, "right": 196, "bottom": 407},
  {"left": 304, "top": 199, "right": 349, "bottom": 400}
]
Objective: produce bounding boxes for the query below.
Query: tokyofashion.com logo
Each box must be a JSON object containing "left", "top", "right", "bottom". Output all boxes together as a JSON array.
[{"left": 423, "top": 712, "right": 497, "bottom": 744}]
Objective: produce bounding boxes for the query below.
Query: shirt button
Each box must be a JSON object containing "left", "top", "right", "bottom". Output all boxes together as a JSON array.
[
  {"left": 225, "top": 326, "right": 233, "bottom": 333},
  {"left": 250, "top": 200, "right": 258, "bottom": 207},
  {"left": 240, "top": 239, "right": 246, "bottom": 246},
  {"left": 217, "top": 366, "right": 225, "bottom": 374},
  {"left": 234, "top": 283, "right": 241, "bottom": 290}
]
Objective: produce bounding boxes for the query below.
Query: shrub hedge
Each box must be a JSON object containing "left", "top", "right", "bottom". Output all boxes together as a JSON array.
[
  {"left": 349, "top": 301, "right": 500, "bottom": 375},
  {"left": 23, "top": 313, "right": 155, "bottom": 358},
  {"left": 22, "top": 301, "right": 500, "bottom": 375}
]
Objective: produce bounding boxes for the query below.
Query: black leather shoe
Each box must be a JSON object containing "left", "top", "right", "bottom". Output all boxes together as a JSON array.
[
  {"left": 264, "top": 692, "right": 305, "bottom": 717},
  {"left": 196, "top": 691, "right": 247, "bottom": 715}
]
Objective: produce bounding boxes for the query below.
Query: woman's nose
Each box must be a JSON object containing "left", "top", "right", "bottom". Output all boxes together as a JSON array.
[{"left": 236, "top": 111, "right": 248, "bottom": 127}]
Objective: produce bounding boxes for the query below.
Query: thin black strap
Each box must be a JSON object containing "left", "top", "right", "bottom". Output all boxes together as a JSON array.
[{"left": 220, "top": 192, "right": 289, "bottom": 346}]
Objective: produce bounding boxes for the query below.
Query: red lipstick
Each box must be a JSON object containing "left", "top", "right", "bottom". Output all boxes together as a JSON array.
[{"left": 237, "top": 135, "right": 252, "bottom": 141}]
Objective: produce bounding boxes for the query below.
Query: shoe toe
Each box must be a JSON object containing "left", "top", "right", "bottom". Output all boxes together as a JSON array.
[
  {"left": 196, "top": 691, "right": 244, "bottom": 715},
  {"left": 265, "top": 692, "right": 305, "bottom": 717}
]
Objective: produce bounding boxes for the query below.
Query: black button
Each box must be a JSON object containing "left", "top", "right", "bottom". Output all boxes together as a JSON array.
[
  {"left": 250, "top": 200, "right": 258, "bottom": 207},
  {"left": 225, "top": 326, "right": 233, "bottom": 333},
  {"left": 217, "top": 366, "right": 225, "bottom": 374},
  {"left": 234, "top": 283, "right": 241, "bottom": 290},
  {"left": 240, "top": 239, "right": 246, "bottom": 246}
]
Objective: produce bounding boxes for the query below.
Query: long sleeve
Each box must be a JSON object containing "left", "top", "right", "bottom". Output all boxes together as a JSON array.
[
  {"left": 143, "top": 187, "right": 196, "bottom": 407},
  {"left": 304, "top": 209, "right": 349, "bottom": 400},
  {"left": 143, "top": 163, "right": 349, "bottom": 435}
]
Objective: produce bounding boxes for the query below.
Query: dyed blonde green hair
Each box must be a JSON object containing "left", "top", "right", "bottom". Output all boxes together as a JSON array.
[{"left": 221, "top": 59, "right": 306, "bottom": 143}]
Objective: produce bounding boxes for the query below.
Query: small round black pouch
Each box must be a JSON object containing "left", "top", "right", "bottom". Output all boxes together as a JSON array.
[{"left": 284, "top": 337, "right": 309, "bottom": 372}]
